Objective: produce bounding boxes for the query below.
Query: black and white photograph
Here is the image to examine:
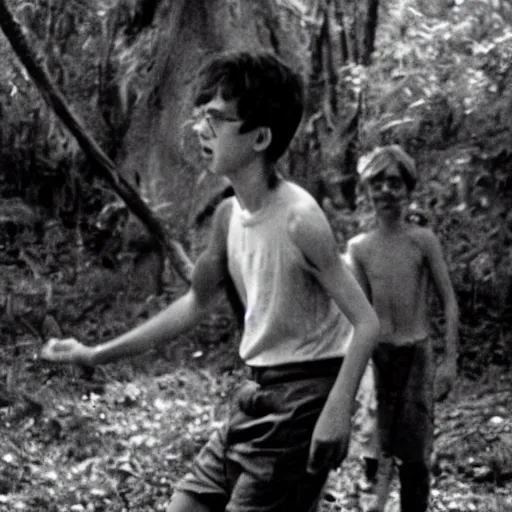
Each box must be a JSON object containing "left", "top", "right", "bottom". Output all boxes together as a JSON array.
[{"left": 0, "top": 0, "right": 511, "bottom": 510}]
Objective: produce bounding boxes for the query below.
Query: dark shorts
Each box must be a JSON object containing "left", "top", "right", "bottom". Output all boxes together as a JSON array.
[
  {"left": 175, "top": 358, "right": 343, "bottom": 512},
  {"left": 372, "top": 338, "right": 434, "bottom": 464}
]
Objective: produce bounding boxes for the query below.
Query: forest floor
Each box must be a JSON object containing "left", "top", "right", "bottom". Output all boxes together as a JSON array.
[{"left": 1, "top": 254, "right": 512, "bottom": 512}]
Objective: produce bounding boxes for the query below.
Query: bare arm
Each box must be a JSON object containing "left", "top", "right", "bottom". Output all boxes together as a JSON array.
[
  {"left": 344, "top": 237, "right": 372, "bottom": 302},
  {"left": 288, "top": 202, "right": 379, "bottom": 470},
  {"left": 90, "top": 285, "right": 205, "bottom": 365},
  {"left": 89, "top": 199, "right": 233, "bottom": 365},
  {"left": 423, "top": 229, "right": 459, "bottom": 361},
  {"left": 42, "top": 199, "right": 234, "bottom": 366}
]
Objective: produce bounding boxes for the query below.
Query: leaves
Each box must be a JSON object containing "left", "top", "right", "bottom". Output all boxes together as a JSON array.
[
  {"left": 320, "top": 378, "right": 512, "bottom": 512},
  {"left": 361, "top": 0, "right": 512, "bottom": 151},
  {"left": 0, "top": 225, "right": 511, "bottom": 512},
  {"left": 0, "top": 363, "right": 242, "bottom": 511}
]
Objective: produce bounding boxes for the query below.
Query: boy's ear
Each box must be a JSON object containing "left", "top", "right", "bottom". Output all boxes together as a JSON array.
[{"left": 253, "top": 127, "right": 272, "bottom": 152}]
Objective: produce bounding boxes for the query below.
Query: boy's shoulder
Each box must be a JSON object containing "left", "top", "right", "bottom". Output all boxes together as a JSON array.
[
  {"left": 211, "top": 195, "right": 236, "bottom": 235},
  {"left": 280, "top": 179, "right": 326, "bottom": 222},
  {"left": 406, "top": 224, "right": 440, "bottom": 250},
  {"left": 281, "top": 179, "right": 320, "bottom": 205},
  {"left": 396, "top": 224, "right": 444, "bottom": 261},
  {"left": 344, "top": 231, "right": 377, "bottom": 267},
  {"left": 347, "top": 224, "right": 439, "bottom": 254},
  {"left": 281, "top": 181, "right": 339, "bottom": 265}
]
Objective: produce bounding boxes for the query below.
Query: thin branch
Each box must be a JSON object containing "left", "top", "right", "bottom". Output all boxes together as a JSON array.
[{"left": 0, "top": 0, "right": 193, "bottom": 284}]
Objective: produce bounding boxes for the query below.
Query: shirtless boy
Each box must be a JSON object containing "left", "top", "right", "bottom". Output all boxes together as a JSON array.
[
  {"left": 41, "top": 51, "right": 379, "bottom": 512},
  {"left": 345, "top": 145, "right": 459, "bottom": 512}
]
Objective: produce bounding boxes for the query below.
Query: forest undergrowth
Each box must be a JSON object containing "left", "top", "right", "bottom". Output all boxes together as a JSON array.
[{"left": 1, "top": 243, "right": 512, "bottom": 512}]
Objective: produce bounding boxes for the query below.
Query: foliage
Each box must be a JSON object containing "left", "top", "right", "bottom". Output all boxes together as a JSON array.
[
  {"left": 362, "top": 0, "right": 512, "bottom": 151},
  {"left": 358, "top": 0, "right": 512, "bottom": 369},
  {"left": 0, "top": 0, "right": 159, "bottom": 221},
  {"left": 0, "top": 3, "right": 512, "bottom": 510},
  {"left": 0, "top": 318, "right": 511, "bottom": 510},
  {"left": 1, "top": 0, "right": 511, "bottom": 359},
  {"left": 0, "top": 365, "right": 244, "bottom": 511}
]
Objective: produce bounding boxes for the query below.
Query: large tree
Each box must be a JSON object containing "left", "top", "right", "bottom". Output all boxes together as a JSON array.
[
  {"left": 117, "top": 1, "right": 297, "bottom": 242},
  {"left": 0, "top": 0, "right": 194, "bottom": 284},
  {"left": 287, "top": 0, "right": 380, "bottom": 211}
]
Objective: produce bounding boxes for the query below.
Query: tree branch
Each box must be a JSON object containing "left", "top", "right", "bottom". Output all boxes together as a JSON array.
[{"left": 0, "top": 0, "right": 193, "bottom": 284}]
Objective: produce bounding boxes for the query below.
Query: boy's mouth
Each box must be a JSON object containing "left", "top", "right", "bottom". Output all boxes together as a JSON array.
[
  {"left": 201, "top": 146, "right": 213, "bottom": 159},
  {"left": 375, "top": 193, "right": 399, "bottom": 203},
  {"left": 375, "top": 198, "right": 399, "bottom": 209}
]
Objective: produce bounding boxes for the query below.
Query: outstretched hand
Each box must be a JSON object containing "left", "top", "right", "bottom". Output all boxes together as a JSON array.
[{"left": 40, "top": 338, "right": 94, "bottom": 366}]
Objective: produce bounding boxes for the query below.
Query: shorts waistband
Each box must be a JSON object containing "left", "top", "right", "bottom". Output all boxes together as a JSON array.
[
  {"left": 248, "top": 357, "right": 343, "bottom": 386},
  {"left": 376, "top": 336, "right": 430, "bottom": 349}
]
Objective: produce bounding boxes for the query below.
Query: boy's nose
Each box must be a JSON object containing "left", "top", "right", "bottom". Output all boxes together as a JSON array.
[
  {"left": 192, "top": 116, "right": 213, "bottom": 139},
  {"left": 192, "top": 117, "right": 207, "bottom": 135},
  {"left": 380, "top": 182, "right": 397, "bottom": 194}
]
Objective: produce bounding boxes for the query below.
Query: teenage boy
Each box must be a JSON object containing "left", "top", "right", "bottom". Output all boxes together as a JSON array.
[
  {"left": 345, "top": 145, "right": 459, "bottom": 512},
  {"left": 41, "top": 51, "right": 379, "bottom": 512}
]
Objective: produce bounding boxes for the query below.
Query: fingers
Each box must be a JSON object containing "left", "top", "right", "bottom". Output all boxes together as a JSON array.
[
  {"left": 307, "top": 440, "right": 347, "bottom": 475},
  {"left": 40, "top": 338, "right": 77, "bottom": 362}
]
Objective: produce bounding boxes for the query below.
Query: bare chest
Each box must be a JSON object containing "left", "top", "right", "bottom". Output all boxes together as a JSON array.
[{"left": 363, "top": 238, "right": 425, "bottom": 287}]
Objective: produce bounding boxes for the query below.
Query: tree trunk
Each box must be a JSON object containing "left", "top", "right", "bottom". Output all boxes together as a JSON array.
[
  {"left": 360, "top": 0, "right": 380, "bottom": 66},
  {"left": 0, "top": 0, "right": 193, "bottom": 284},
  {"left": 118, "top": 0, "right": 300, "bottom": 245},
  {"left": 291, "top": 0, "right": 380, "bottom": 212}
]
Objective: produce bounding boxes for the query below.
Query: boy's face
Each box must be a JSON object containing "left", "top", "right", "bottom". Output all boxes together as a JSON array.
[
  {"left": 365, "top": 162, "right": 409, "bottom": 216},
  {"left": 192, "top": 93, "right": 260, "bottom": 176}
]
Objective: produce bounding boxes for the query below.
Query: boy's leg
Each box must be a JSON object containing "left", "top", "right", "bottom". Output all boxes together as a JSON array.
[
  {"left": 171, "top": 426, "right": 234, "bottom": 512},
  {"left": 170, "top": 464, "right": 327, "bottom": 512},
  {"left": 395, "top": 339, "right": 435, "bottom": 512},
  {"left": 227, "top": 467, "right": 328, "bottom": 512},
  {"left": 370, "top": 347, "right": 400, "bottom": 512},
  {"left": 172, "top": 360, "right": 342, "bottom": 512},
  {"left": 364, "top": 454, "right": 393, "bottom": 512},
  {"left": 167, "top": 491, "right": 218, "bottom": 512},
  {"left": 372, "top": 340, "right": 434, "bottom": 512},
  {"left": 398, "top": 461, "right": 430, "bottom": 512}
]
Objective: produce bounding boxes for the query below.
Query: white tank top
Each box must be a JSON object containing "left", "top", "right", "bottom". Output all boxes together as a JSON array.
[{"left": 227, "top": 181, "right": 351, "bottom": 367}]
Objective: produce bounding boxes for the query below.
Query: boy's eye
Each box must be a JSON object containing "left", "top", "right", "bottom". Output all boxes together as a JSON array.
[
  {"left": 369, "top": 176, "right": 404, "bottom": 191},
  {"left": 386, "top": 177, "right": 404, "bottom": 189},
  {"left": 193, "top": 108, "right": 239, "bottom": 123},
  {"left": 208, "top": 111, "right": 227, "bottom": 121},
  {"left": 368, "top": 177, "right": 384, "bottom": 189},
  {"left": 191, "top": 107, "right": 241, "bottom": 137},
  {"left": 207, "top": 110, "right": 240, "bottom": 123}
]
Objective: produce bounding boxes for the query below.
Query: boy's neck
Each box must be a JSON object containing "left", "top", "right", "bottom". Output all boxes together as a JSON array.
[
  {"left": 375, "top": 212, "right": 406, "bottom": 234},
  {"left": 229, "top": 160, "right": 276, "bottom": 212}
]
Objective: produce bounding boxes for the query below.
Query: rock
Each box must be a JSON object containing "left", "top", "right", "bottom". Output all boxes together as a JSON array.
[
  {"left": 488, "top": 415, "right": 504, "bottom": 425},
  {"left": 472, "top": 465, "right": 493, "bottom": 482}
]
